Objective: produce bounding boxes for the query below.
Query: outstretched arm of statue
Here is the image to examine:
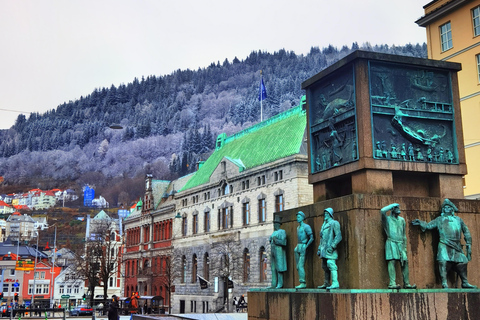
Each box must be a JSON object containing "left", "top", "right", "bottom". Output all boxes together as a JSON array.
[{"left": 411, "top": 219, "right": 430, "bottom": 232}]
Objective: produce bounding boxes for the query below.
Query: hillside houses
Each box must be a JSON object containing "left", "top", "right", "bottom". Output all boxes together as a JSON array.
[{"left": 0, "top": 188, "right": 78, "bottom": 211}]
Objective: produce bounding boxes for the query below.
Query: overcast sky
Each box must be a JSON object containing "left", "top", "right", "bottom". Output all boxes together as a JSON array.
[{"left": 0, "top": 0, "right": 427, "bottom": 130}]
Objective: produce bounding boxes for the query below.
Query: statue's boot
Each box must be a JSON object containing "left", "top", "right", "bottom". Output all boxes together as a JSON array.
[
  {"left": 457, "top": 263, "right": 477, "bottom": 289},
  {"left": 276, "top": 274, "right": 284, "bottom": 289},
  {"left": 317, "top": 272, "right": 330, "bottom": 289},
  {"left": 327, "top": 271, "right": 339, "bottom": 289},
  {"left": 295, "top": 283, "right": 306, "bottom": 289}
]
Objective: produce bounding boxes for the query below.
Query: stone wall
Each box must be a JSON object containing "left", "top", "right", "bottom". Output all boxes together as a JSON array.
[{"left": 248, "top": 289, "right": 480, "bottom": 320}]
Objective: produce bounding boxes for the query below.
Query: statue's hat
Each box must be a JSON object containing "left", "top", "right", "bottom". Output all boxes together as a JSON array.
[
  {"left": 324, "top": 207, "right": 334, "bottom": 217},
  {"left": 273, "top": 215, "right": 282, "bottom": 224},
  {"left": 442, "top": 198, "right": 458, "bottom": 212},
  {"left": 297, "top": 211, "right": 306, "bottom": 219}
]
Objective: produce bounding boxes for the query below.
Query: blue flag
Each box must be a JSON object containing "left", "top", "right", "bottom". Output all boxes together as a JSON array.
[{"left": 258, "top": 77, "right": 267, "bottom": 101}]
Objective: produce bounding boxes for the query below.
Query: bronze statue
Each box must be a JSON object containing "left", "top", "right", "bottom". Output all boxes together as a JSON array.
[
  {"left": 294, "top": 211, "right": 313, "bottom": 288},
  {"left": 412, "top": 199, "right": 476, "bottom": 289},
  {"left": 380, "top": 203, "right": 416, "bottom": 289},
  {"left": 317, "top": 208, "right": 342, "bottom": 289},
  {"left": 269, "top": 216, "right": 287, "bottom": 288}
]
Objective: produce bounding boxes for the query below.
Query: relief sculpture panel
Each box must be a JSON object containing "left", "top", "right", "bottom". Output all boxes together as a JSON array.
[
  {"left": 308, "top": 66, "right": 358, "bottom": 174},
  {"left": 369, "top": 62, "right": 457, "bottom": 164}
]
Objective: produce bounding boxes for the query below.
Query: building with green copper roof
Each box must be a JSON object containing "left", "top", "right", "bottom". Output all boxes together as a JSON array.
[{"left": 169, "top": 97, "right": 314, "bottom": 314}]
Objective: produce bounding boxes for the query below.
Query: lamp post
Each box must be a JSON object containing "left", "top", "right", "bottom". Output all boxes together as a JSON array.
[
  {"left": 30, "top": 231, "right": 39, "bottom": 307},
  {"left": 49, "top": 226, "right": 56, "bottom": 308}
]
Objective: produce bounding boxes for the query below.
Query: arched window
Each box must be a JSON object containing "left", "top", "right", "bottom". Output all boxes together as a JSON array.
[
  {"left": 181, "top": 256, "right": 187, "bottom": 283},
  {"left": 126, "top": 261, "right": 130, "bottom": 276},
  {"left": 192, "top": 254, "right": 197, "bottom": 283},
  {"left": 260, "top": 247, "right": 268, "bottom": 282},
  {"left": 243, "top": 248, "right": 250, "bottom": 282},
  {"left": 203, "top": 253, "right": 210, "bottom": 281},
  {"left": 144, "top": 259, "right": 149, "bottom": 269}
]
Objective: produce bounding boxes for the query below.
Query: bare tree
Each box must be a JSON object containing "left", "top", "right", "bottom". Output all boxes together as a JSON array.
[
  {"left": 156, "top": 253, "right": 178, "bottom": 314},
  {"left": 211, "top": 233, "right": 243, "bottom": 312},
  {"left": 69, "top": 216, "right": 120, "bottom": 308}
]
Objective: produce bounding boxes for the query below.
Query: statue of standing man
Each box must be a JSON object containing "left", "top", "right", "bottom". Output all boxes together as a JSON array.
[
  {"left": 412, "top": 199, "right": 476, "bottom": 289},
  {"left": 317, "top": 208, "right": 342, "bottom": 289},
  {"left": 294, "top": 211, "right": 313, "bottom": 288},
  {"left": 269, "top": 216, "right": 287, "bottom": 288},
  {"left": 381, "top": 203, "right": 416, "bottom": 289}
]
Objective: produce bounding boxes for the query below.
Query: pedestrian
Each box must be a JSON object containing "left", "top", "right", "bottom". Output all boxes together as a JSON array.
[
  {"left": 232, "top": 297, "right": 238, "bottom": 312},
  {"left": 108, "top": 295, "right": 119, "bottom": 320}
]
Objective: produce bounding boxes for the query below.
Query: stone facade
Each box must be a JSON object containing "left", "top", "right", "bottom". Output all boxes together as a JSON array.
[
  {"left": 172, "top": 155, "right": 312, "bottom": 313},
  {"left": 170, "top": 104, "right": 313, "bottom": 314}
]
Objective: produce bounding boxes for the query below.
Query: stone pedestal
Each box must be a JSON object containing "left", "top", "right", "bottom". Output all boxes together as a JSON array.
[
  {"left": 248, "top": 289, "right": 480, "bottom": 320},
  {"left": 275, "top": 194, "right": 480, "bottom": 290}
]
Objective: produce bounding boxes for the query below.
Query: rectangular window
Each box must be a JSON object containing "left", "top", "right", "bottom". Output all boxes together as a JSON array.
[
  {"left": 275, "top": 194, "right": 284, "bottom": 212},
  {"left": 204, "top": 212, "right": 210, "bottom": 232},
  {"left": 59, "top": 285, "right": 64, "bottom": 294},
  {"left": 193, "top": 215, "right": 198, "bottom": 234},
  {"left": 28, "top": 284, "right": 32, "bottom": 294},
  {"left": 42, "top": 284, "right": 48, "bottom": 294},
  {"left": 477, "top": 54, "right": 480, "bottom": 83},
  {"left": 3, "top": 284, "right": 8, "bottom": 293},
  {"left": 9, "top": 269, "right": 15, "bottom": 276},
  {"left": 440, "top": 22, "right": 453, "bottom": 52},
  {"left": 243, "top": 202, "right": 250, "bottom": 226},
  {"left": 473, "top": 6, "right": 480, "bottom": 36},
  {"left": 182, "top": 217, "right": 188, "bottom": 237},
  {"left": 74, "top": 286, "right": 79, "bottom": 294},
  {"left": 258, "top": 199, "right": 266, "bottom": 222},
  {"left": 67, "top": 286, "right": 72, "bottom": 294},
  {"left": 222, "top": 207, "right": 230, "bottom": 229}
]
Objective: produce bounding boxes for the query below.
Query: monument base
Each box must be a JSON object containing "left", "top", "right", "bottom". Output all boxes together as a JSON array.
[{"left": 248, "top": 289, "right": 480, "bottom": 320}]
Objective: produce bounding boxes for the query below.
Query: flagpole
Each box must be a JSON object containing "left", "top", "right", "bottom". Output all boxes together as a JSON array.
[{"left": 260, "top": 70, "right": 263, "bottom": 122}]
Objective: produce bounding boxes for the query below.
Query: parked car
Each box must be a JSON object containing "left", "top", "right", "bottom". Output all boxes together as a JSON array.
[{"left": 69, "top": 305, "right": 93, "bottom": 316}]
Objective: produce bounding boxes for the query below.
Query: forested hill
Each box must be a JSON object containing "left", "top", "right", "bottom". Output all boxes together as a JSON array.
[{"left": 0, "top": 43, "right": 427, "bottom": 204}]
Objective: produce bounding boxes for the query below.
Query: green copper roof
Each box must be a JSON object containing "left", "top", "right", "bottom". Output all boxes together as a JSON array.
[{"left": 180, "top": 102, "right": 306, "bottom": 191}]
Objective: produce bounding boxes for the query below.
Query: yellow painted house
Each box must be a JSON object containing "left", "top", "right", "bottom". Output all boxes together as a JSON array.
[{"left": 417, "top": 0, "right": 480, "bottom": 198}]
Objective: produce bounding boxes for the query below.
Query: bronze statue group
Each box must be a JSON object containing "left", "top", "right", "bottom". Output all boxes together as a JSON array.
[{"left": 269, "top": 199, "right": 476, "bottom": 290}]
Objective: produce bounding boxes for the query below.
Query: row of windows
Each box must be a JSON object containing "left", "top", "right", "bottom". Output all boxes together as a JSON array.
[
  {"left": 28, "top": 284, "right": 49, "bottom": 294},
  {"left": 125, "top": 256, "right": 170, "bottom": 277},
  {"left": 58, "top": 285, "right": 80, "bottom": 294},
  {"left": 181, "top": 171, "right": 285, "bottom": 207},
  {"left": 2, "top": 284, "right": 19, "bottom": 293},
  {"left": 439, "top": 5, "right": 480, "bottom": 52},
  {"left": 126, "top": 220, "right": 172, "bottom": 246},
  {"left": 179, "top": 247, "right": 268, "bottom": 284},
  {"left": 181, "top": 194, "right": 284, "bottom": 237}
]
